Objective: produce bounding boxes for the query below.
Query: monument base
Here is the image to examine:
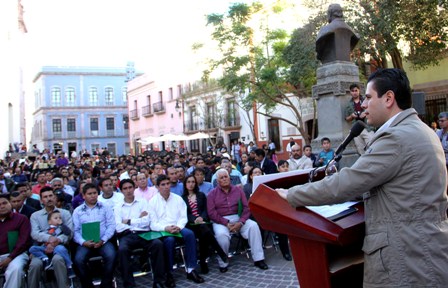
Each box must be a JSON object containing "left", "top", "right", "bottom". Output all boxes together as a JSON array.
[{"left": 312, "top": 60, "right": 361, "bottom": 169}]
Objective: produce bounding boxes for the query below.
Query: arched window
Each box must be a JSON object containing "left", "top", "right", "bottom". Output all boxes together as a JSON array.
[
  {"left": 89, "top": 87, "right": 98, "bottom": 106},
  {"left": 105, "top": 87, "right": 114, "bottom": 105},
  {"left": 51, "top": 87, "right": 61, "bottom": 106},
  {"left": 65, "top": 87, "right": 75, "bottom": 106}
]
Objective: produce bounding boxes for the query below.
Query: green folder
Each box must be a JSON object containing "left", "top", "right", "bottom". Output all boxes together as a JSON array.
[
  {"left": 82, "top": 221, "right": 100, "bottom": 242},
  {"left": 138, "top": 231, "right": 182, "bottom": 241},
  {"left": 7, "top": 231, "right": 18, "bottom": 252},
  {"left": 238, "top": 199, "right": 243, "bottom": 216}
]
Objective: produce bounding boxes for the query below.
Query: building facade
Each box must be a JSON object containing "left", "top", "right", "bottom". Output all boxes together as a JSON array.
[
  {"left": 30, "top": 66, "right": 131, "bottom": 156},
  {"left": 127, "top": 73, "right": 184, "bottom": 155}
]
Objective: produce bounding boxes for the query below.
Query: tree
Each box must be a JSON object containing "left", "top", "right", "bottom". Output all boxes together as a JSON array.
[
  {"left": 205, "top": 2, "right": 318, "bottom": 145},
  {"left": 344, "top": 0, "right": 448, "bottom": 71}
]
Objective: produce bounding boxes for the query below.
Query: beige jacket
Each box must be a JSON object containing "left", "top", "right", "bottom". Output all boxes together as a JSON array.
[{"left": 287, "top": 109, "right": 448, "bottom": 287}]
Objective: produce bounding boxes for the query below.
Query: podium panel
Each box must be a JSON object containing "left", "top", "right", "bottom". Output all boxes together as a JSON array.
[{"left": 249, "top": 171, "right": 364, "bottom": 288}]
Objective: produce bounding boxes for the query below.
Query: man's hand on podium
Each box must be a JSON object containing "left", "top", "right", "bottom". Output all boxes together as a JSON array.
[{"left": 276, "top": 188, "right": 288, "bottom": 200}]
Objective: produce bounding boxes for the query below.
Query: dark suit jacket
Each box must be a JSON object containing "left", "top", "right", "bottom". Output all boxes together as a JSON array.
[
  {"left": 182, "top": 192, "right": 209, "bottom": 223},
  {"left": 24, "top": 198, "right": 41, "bottom": 211},
  {"left": 261, "top": 158, "right": 278, "bottom": 175},
  {"left": 19, "top": 204, "right": 37, "bottom": 219}
]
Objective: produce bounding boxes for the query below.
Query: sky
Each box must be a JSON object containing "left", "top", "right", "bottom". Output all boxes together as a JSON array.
[{"left": 21, "top": 0, "right": 321, "bottom": 82}]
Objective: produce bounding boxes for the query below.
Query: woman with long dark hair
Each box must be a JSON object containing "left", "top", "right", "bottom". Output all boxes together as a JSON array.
[{"left": 181, "top": 175, "right": 228, "bottom": 274}]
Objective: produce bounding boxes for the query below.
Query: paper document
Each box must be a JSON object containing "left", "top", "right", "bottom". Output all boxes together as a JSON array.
[{"left": 306, "top": 201, "right": 359, "bottom": 219}]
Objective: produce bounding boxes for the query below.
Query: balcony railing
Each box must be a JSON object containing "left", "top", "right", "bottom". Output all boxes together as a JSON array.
[
  {"left": 224, "top": 113, "right": 241, "bottom": 127},
  {"left": 185, "top": 121, "right": 200, "bottom": 132},
  {"left": 130, "top": 109, "right": 139, "bottom": 120},
  {"left": 106, "top": 130, "right": 115, "bottom": 137},
  {"left": 67, "top": 131, "right": 76, "bottom": 138},
  {"left": 153, "top": 101, "right": 165, "bottom": 113},
  {"left": 53, "top": 132, "right": 62, "bottom": 139},
  {"left": 142, "top": 105, "right": 153, "bottom": 117}
]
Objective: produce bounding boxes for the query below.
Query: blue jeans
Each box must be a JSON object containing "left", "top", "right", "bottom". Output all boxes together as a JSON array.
[
  {"left": 162, "top": 228, "right": 197, "bottom": 272},
  {"left": 74, "top": 241, "right": 116, "bottom": 288},
  {"left": 29, "top": 244, "right": 72, "bottom": 267}
]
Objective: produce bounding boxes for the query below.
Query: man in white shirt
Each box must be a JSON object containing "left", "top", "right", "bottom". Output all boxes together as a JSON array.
[
  {"left": 287, "top": 144, "right": 313, "bottom": 171},
  {"left": 148, "top": 175, "right": 204, "bottom": 284},
  {"left": 97, "top": 177, "right": 124, "bottom": 211},
  {"left": 114, "top": 179, "right": 169, "bottom": 288}
]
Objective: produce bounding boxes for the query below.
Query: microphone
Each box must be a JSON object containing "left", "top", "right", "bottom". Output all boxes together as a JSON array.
[
  {"left": 309, "top": 120, "right": 367, "bottom": 182},
  {"left": 334, "top": 120, "right": 366, "bottom": 157}
]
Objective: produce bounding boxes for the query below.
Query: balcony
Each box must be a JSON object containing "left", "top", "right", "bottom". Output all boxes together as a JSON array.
[
  {"left": 224, "top": 113, "right": 241, "bottom": 128},
  {"left": 153, "top": 101, "right": 165, "bottom": 114},
  {"left": 106, "top": 130, "right": 115, "bottom": 137},
  {"left": 205, "top": 117, "right": 218, "bottom": 130},
  {"left": 67, "top": 131, "right": 76, "bottom": 138},
  {"left": 185, "top": 121, "right": 200, "bottom": 133},
  {"left": 142, "top": 105, "right": 153, "bottom": 117},
  {"left": 130, "top": 109, "right": 139, "bottom": 120},
  {"left": 53, "top": 132, "right": 62, "bottom": 139}
]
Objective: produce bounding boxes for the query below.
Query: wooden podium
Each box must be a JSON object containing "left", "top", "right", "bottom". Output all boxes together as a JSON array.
[{"left": 249, "top": 171, "right": 365, "bottom": 288}]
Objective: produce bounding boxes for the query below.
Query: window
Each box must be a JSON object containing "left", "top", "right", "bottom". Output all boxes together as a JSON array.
[
  {"left": 89, "top": 87, "right": 98, "bottom": 105},
  {"left": 107, "top": 143, "right": 116, "bottom": 157},
  {"left": 67, "top": 118, "right": 76, "bottom": 132},
  {"left": 90, "top": 118, "right": 99, "bottom": 136},
  {"left": 122, "top": 87, "right": 127, "bottom": 105},
  {"left": 91, "top": 144, "right": 100, "bottom": 154},
  {"left": 105, "top": 87, "right": 114, "bottom": 105},
  {"left": 123, "top": 115, "right": 129, "bottom": 130},
  {"left": 51, "top": 87, "right": 61, "bottom": 106},
  {"left": 106, "top": 117, "right": 115, "bottom": 136},
  {"left": 65, "top": 87, "right": 75, "bottom": 106},
  {"left": 169, "top": 87, "right": 173, "bottom": 100},
  {"left": 227, "top": 99, "right": 237, "bottom": 126},
  {"left": 52, "top": 119, "right": 62, "bottom": 138},
  {"left": 52, "top": 119, "right": 62, "bottom": 132}
]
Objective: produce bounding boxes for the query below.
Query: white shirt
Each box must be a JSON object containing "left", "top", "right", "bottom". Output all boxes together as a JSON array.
[
  {"left": 148, "top": 192, "right": 188, "bottom": 232},
  {"left": 114, "top": 198, "right": 151, "bottom": 233},
  {"left": 98, "top": 191, "right": 124, "bottom": 211},
  {"left": 376, "top": 112, "right": 402, "bottom": 134}
]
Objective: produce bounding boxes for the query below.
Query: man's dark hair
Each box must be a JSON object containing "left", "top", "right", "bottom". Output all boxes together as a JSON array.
[
  {"left": 156, "top": 174, "right": 169, "bottom": 186},
  {"left": 349, "top": 83, "right": 360, "bottom": 90},
  {"left": 321, "top": 137, "right": 331, "bottom": 144},
  {"left": 254, "top": 148, "right": 266, "bottom": 158},
  {"left": 98, "top": 177, "right": 111, "bottom": 188},
  {"left": 40, "top": 186, "right": 54, "bottom": 196},
  {"left": 119, "top": 178, "right": 135, "bottom": 190},
  {"left": 10, "top": 191, "right": 21, "bottom": 198},
  {"left": 367, "top": 68, "right": 412, "bottom": 110},
  {"left": 14, "top": 182, "right": 27, "bottom": 190},
  {"left": 303, "top": 144, "right": 312, "bottom": 150},
  {"left": 193, "top": 167, "right": 205, "bottom": 176},
  {"left": 82, "top": 183, "right": 98, "bottom": 195}
]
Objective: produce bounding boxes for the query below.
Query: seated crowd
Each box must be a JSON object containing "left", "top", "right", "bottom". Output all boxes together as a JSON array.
[{"left": 0, "top": 145, "right": 322, "bottom": 288}]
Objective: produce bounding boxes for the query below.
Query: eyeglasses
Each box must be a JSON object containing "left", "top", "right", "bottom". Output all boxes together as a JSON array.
[{"left": 438, "top": 119, "right": 447, "bottom": 122}]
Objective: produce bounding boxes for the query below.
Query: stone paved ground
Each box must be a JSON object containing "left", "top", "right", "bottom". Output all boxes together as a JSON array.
[{"left": 127, "top": 246, "right": 299, "bottom": 288}]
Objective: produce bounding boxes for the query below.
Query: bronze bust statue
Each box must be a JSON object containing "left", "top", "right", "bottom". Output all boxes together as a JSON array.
[{"left": 316, "top": 4, "right": 359, "bottom": 64}]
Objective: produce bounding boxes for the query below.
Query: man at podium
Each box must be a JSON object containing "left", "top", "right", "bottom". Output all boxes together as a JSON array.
[{"left": 277, "top": 69, "right": 448, "bottom": 287}]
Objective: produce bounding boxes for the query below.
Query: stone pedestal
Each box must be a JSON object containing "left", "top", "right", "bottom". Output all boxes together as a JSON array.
[{"left": 311, "top": 61, "right": 361, "bottom": 168}]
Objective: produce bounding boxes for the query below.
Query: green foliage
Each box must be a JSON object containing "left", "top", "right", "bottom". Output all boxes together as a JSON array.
[
  {"left": 344, "top": 0, "right": 448, "bottom": 70},
  {"left": 205, "top": 1, "right": 319, "bottom": 144}
]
